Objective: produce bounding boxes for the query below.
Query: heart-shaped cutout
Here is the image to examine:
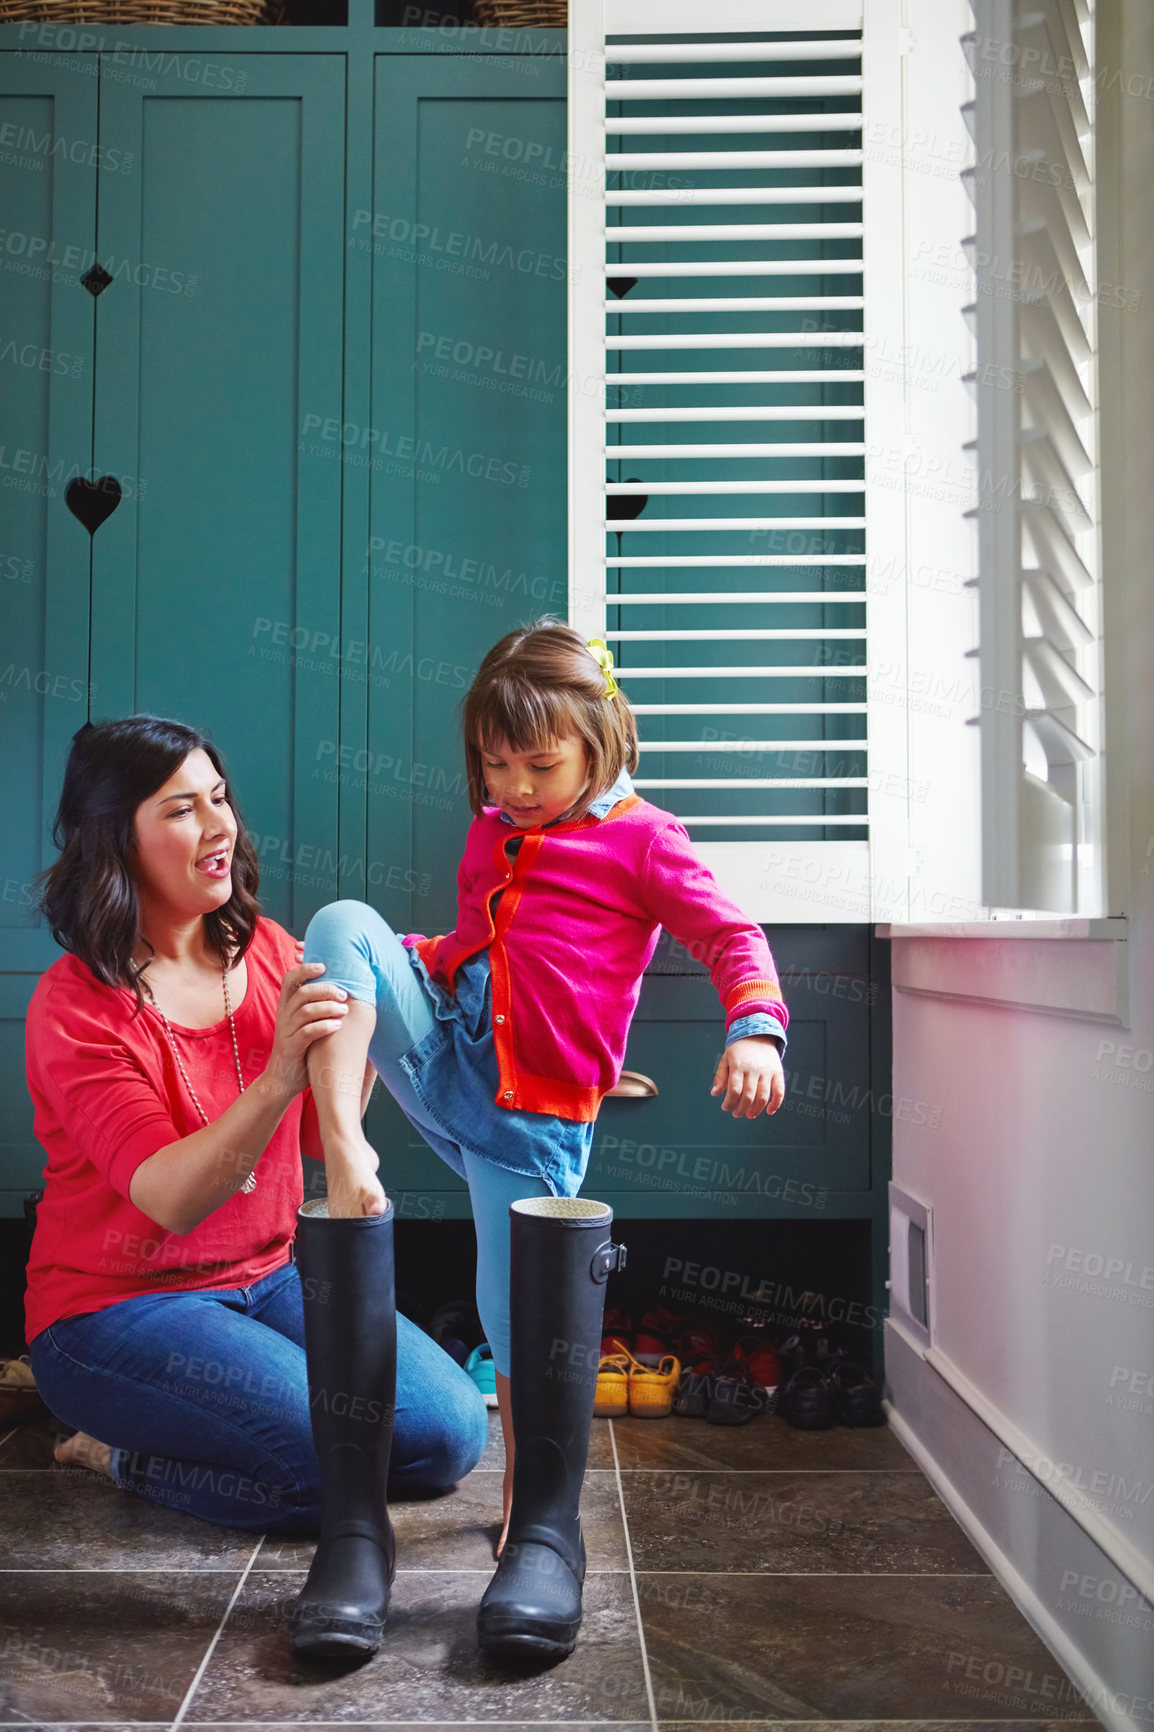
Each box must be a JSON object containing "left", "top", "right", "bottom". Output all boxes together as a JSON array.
[
  {"left": 607, "top": 477, "right": 648, "bottom": 522},
  {"left": 66, "top": 475, "right": 122, "bottom": 535}
]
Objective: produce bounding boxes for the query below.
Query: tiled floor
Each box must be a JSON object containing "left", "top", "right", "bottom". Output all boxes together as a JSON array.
[{"left": 0, "top": 1408, "right": 1098, "bottom": 1729}]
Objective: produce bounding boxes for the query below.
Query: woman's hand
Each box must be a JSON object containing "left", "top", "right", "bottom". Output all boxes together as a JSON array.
[
  {"left": 711, "top": 1036, "right": 785, "bottom": 1120},
  {"left": 264, "top": 955, "right": 350, "bottom": 1098}
]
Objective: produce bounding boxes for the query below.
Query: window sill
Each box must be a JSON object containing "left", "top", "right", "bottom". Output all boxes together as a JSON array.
[
  {"left": 876, "top": 918, "right": 1127, "bottom": 940},
  {"left": 876, "top": 918, "right": 1129, "bottom": 1023}
]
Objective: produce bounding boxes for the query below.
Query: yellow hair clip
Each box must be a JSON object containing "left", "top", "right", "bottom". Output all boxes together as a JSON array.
[{"left": 586, "top": 637, "right": 618, "bottom": 699}]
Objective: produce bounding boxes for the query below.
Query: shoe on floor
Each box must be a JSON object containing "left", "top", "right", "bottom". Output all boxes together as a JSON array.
[
  {"left": 432, "top": 1298, "right": 483, "bottom": 1348},
  {"left": 779, "top": 1321, "right": 848, "bottom": 1380},
  {"left": 594, "top": 1353, "right": 630, "bottom": 1418},
  {"left": 628, "top": 1353, "right": 680, "bottom": 1419},
  {"left": 464, "top": 1343, "right": 498, "bottom": 1408},
  {"left": 733, "top": 1333, "right": 781, "bottom": 1395},
  {"left": 828, "top": 1359, "right": 885, "bottom": 1426},
  {"left": 672, "top": 1364, "right": 714, "bottom": 1418},
  {"left": 675, "top": 1321, "right": 725, "bottom": 1367},
  {"left": 707, "top": 1359, "right": 771, "bottom": 1426},
  {"left": 600, "top": 1308, "right": 634, "bottom": 1357},
  {"left": 0, "top": 1356, "right": 50, "bottom": 1426},
  {"left": 634, "top": 1307, "right": 688, "bottom": 1366},
  {"left": 776, "top": 1363, "right": 835, "bottom": 1429}
]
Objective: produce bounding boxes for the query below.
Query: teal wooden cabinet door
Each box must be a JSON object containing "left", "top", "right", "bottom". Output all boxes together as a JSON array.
[
  {"left": 89, "top": 54, "right": 345, "bottom": 932},
  {"left": 0, "top": 55, "right": 99, "bottom": 1210},
  {"left": 362, "top": 54, "right": 568, "bottom": 1200},
  {"left": 366, "top": 53, "right": 569, "bottom": 936},
  {"left": 0, "top": 56, "right": 97, "bottom": 972}
]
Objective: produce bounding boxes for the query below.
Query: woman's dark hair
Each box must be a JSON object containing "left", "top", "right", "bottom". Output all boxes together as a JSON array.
[{"left": 38, "top": 716, "right": 261, "bottom": 1010}]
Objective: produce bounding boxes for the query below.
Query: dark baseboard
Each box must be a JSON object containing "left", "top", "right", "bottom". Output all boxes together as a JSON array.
[{"left": 0, "top": 1220, "right": 33, "bottom": 1356}]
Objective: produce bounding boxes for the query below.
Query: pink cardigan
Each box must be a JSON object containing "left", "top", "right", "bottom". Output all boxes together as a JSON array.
[{"left": 408, "top": 794, "right": 788, "bottom": 1120}]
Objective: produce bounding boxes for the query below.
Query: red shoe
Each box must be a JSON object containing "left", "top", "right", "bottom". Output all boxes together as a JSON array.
[
  {"left": 676, "top": 1322, "right": 725, "bottom": 1370},
  {"left": 734, "top": 1333, "right": 782, "bottom": 1395},
  {"left": 600, "top": 1309, "right": 634, "bottom": 1357},
  {"left": 634, "top": 1307, "right": 688, "bottom": 1366}
]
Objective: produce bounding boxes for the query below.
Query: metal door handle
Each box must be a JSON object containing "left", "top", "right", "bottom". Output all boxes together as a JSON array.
[{"left": 605, "top": 1069, "right": 658, "bottom": 1099}]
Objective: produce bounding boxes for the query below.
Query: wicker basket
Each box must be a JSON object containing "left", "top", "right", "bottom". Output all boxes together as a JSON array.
[
  {"left": 0, "top": 0, "right": 280, "bottom": 21},
  {"left": 471, "top": 0, "right": 565, "bottom": 25}
]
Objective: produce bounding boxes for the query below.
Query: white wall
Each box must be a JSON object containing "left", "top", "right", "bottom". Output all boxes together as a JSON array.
[{"left": 885, "top": 5, "right": 1154, "bottom": 1723}]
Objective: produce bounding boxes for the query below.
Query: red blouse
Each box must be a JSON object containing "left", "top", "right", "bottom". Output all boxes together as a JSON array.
[{"left": 23, "top": 918, "right": 310, "bottom": 1343}]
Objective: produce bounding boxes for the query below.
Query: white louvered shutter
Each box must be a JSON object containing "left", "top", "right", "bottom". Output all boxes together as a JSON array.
[
  {"left": 569, "top": 0, "right": 908, "bottom": 922},
  {"left": 962, "top": 0, "right": 1103, "bottom": 912}
]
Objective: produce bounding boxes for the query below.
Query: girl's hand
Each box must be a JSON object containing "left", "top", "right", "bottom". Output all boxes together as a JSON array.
[
  {"left": 711, "top": 1037, "right": 785, "bottom": 1120},
  {"left": 265, "top": 958, "right": 350, "bottom": 1097},
  {"left": 325, "top": 1148, "right": 388, "bottom": 1218}
]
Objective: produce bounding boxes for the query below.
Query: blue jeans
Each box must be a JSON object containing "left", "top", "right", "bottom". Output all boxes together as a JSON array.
[
  {"left": 28, "top": 1259, "right": 488, "bottom": 1533},
  {"left": 303, "top": 901, "right": 554, "bottom": 1377}
]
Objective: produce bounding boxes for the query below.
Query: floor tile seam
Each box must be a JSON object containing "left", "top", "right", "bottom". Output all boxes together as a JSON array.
[
  {"left": 616, "top": 1469, "right": 928, "bottom": 1476},
  {"left": 0, "top": 1467, "right": 927, "bottom": 1476},
  {"left": 167, "top": 1534, "right": 262, "bottom": 1732},
  {"left": 0, "top": 1566, "right": 995, "bottom": 1577},
  {"left": 609, "top": 1417, "right": 661, "bottom": 1732},
  {"left": 468, "top": 1467, "right": 925, "bottom": 1475},
  {"left": 631, "top": 1568, "right": 998, "bottom": 1576},
  {"left": 261, "top": 1567, "right": 635, "bottom": 1575}
]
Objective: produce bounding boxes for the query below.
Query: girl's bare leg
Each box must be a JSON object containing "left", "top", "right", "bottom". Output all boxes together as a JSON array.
[
  {"left": 495, "top": 1369, "right": 514, "bottom": 1555},
  {"left": 306, "top": 999, "right": 386, "bottom": 1217}
]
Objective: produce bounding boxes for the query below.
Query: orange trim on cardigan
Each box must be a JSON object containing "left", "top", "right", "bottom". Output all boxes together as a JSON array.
[
  {"left": 543, "top": 791, "right": 642, "bottom": 836},
  {"left": 500, "top": 1069, "right": 604, "bottom": 1121},
  {"left": 725, "top": 977, "right": 785, "bottom": 1013},
  {"left": 487, "top": 830, "right": 545, "bottom": 1104}
]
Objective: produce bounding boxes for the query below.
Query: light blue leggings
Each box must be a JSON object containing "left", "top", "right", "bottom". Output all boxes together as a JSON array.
[{"left": 303, "top": 900, "right": 551, "bottom": 1377}]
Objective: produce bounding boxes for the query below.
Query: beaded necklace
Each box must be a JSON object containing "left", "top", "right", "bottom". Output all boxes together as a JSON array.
[{"left": 136, "top": 957, "right": 257, "bottom": 1195}]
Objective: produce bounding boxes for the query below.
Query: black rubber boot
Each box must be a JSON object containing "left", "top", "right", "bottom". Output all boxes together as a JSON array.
[
  {"left": 291, "top": 1198, "right": 397, "bottom": 1661},
  {"left": 477, "top": 1197, "right": 626, "bottom": 1662}
]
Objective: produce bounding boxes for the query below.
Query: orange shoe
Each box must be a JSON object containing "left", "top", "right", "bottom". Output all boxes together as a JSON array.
[
  {"left": 594, "top": 1352, "right": 630, "bottom": 1417},
  {"left": 628, "top": 1352, "right": 681, "bottom": 1419}
]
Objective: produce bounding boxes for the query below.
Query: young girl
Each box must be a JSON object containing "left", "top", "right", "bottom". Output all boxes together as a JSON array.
[{"left": 296, "top": 621, "right": 789, "bottom": 1658}]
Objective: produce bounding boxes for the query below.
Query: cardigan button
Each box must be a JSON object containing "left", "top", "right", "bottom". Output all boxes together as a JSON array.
[
  {"left": 504, "top": 1090, "right": 514, "bottom": 1100},
  {"left": 495, "top": 1014, "right": 506, "bottom": 1025}
]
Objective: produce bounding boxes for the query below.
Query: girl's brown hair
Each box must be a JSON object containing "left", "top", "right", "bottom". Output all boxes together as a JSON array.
[
  {"left": 462, "top": 619, "right": 639, "bottom": 817},
  {"left": 38, "top": 715, "right": 262, "bottom": 1012}
]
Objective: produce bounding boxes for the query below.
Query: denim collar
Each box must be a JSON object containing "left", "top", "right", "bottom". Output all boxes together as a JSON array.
[{"left": 498, "top": 767, "right": 635, "bottom": 828}]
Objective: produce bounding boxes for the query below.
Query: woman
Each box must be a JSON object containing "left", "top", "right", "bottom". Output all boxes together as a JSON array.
[{"left": 23, "top": 715, "right": 487, "bottom": 1536}]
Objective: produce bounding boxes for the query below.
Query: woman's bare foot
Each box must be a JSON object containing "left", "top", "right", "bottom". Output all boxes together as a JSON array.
[{"left": 54, "top": 1431, "right": 113, "bottom": 1477}]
